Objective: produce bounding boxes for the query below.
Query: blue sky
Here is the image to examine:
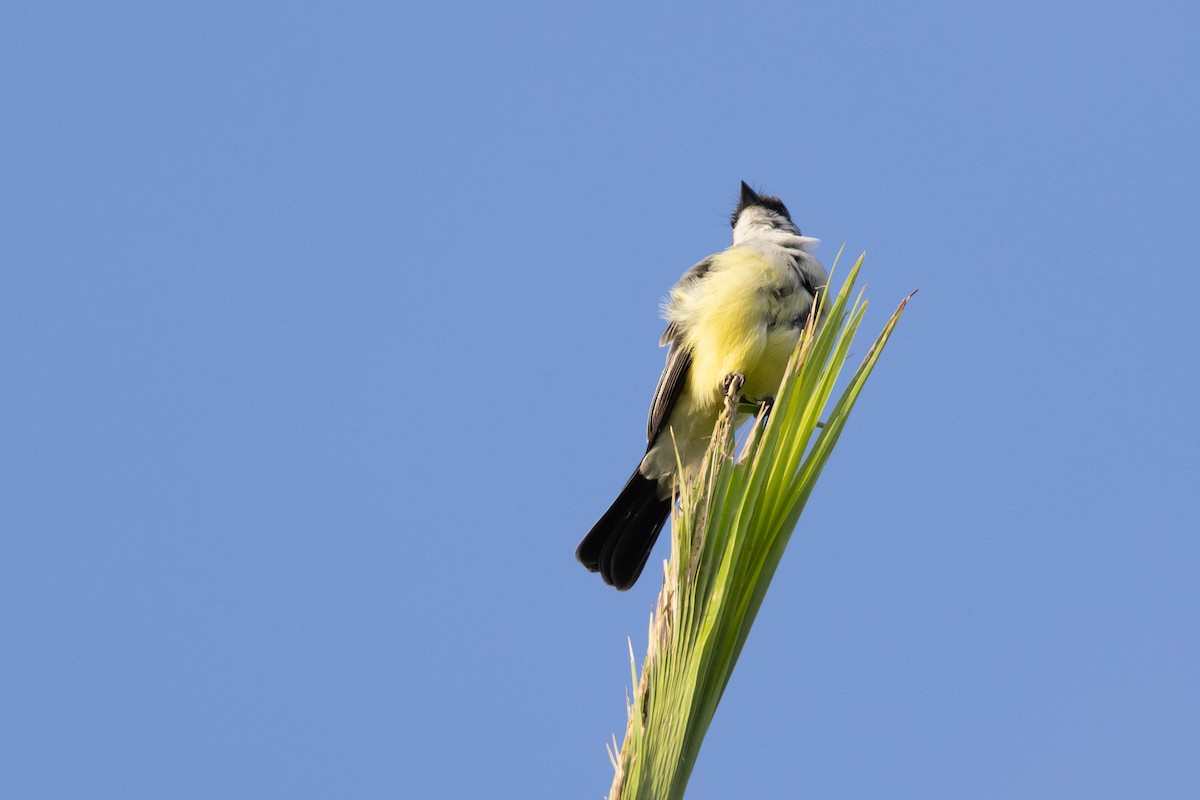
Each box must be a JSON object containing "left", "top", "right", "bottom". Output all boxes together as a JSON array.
[{"left": 3, "top": 1, "right": 1198, "bottom": 797}]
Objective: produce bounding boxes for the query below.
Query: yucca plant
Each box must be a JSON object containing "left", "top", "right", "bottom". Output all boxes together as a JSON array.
[{"left": 603, "top": 253, "right": 912, "bottom": 800}]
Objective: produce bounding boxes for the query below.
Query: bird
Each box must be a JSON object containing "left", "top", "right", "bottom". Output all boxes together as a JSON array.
[{"left": 576, "top": 181, "right": 828, "bottom": 590}]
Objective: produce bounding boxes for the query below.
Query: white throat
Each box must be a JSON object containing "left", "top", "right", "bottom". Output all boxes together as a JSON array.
[{"left": 732, "top": 209, "right": 820, "bottom": 254}]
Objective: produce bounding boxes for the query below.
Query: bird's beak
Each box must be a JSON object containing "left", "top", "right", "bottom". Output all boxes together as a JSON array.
[{"left": 740, "top": 181, "right": 762, "bottom": 207}]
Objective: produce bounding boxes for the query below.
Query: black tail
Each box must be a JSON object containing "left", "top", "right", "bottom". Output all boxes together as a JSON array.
[{"left": 576, "top": 470, "right": 672, "bottom": 590}]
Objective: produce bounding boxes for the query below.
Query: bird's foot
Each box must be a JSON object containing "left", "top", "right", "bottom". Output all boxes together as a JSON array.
[{"left": 722, "top": 372, "right": 745, "bottom": 419}]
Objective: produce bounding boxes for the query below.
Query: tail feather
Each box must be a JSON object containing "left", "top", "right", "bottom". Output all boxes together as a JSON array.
[{"left": 576, "top": 470, "right": 672, "bottom": 590}]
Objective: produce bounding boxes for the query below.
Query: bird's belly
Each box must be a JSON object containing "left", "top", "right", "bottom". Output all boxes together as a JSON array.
[
  {"left": 687, "top": 316, "right": 801, "bottom": 406},
  {"left": 738, "top": 325, "right": 801, "bottom": 400},
  {"left": 640, "top": 325, "right": 798, "bottom": 485}
]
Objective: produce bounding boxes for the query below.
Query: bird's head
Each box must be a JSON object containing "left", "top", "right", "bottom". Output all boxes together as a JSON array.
[{"left": 731, "top": 181, "right": 818, "bottom": 252}]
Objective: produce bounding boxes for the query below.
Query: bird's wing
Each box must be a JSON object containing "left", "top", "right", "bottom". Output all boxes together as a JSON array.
[
  {"left": 645, "top": 255, "right": 715, "bottom": 445},
  {"left": 646, "top": 337, "right": 691, "bottom": 446}
]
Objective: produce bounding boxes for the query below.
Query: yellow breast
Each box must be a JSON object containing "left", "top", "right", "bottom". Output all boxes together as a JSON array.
[{"left": 668, "top": 246, "right": 804, "bottom": 408}]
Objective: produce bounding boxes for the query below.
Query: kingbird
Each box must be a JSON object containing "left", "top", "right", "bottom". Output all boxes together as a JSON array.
[{"left": 576, "top": 181, "right": 828, "bottom": 590}]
